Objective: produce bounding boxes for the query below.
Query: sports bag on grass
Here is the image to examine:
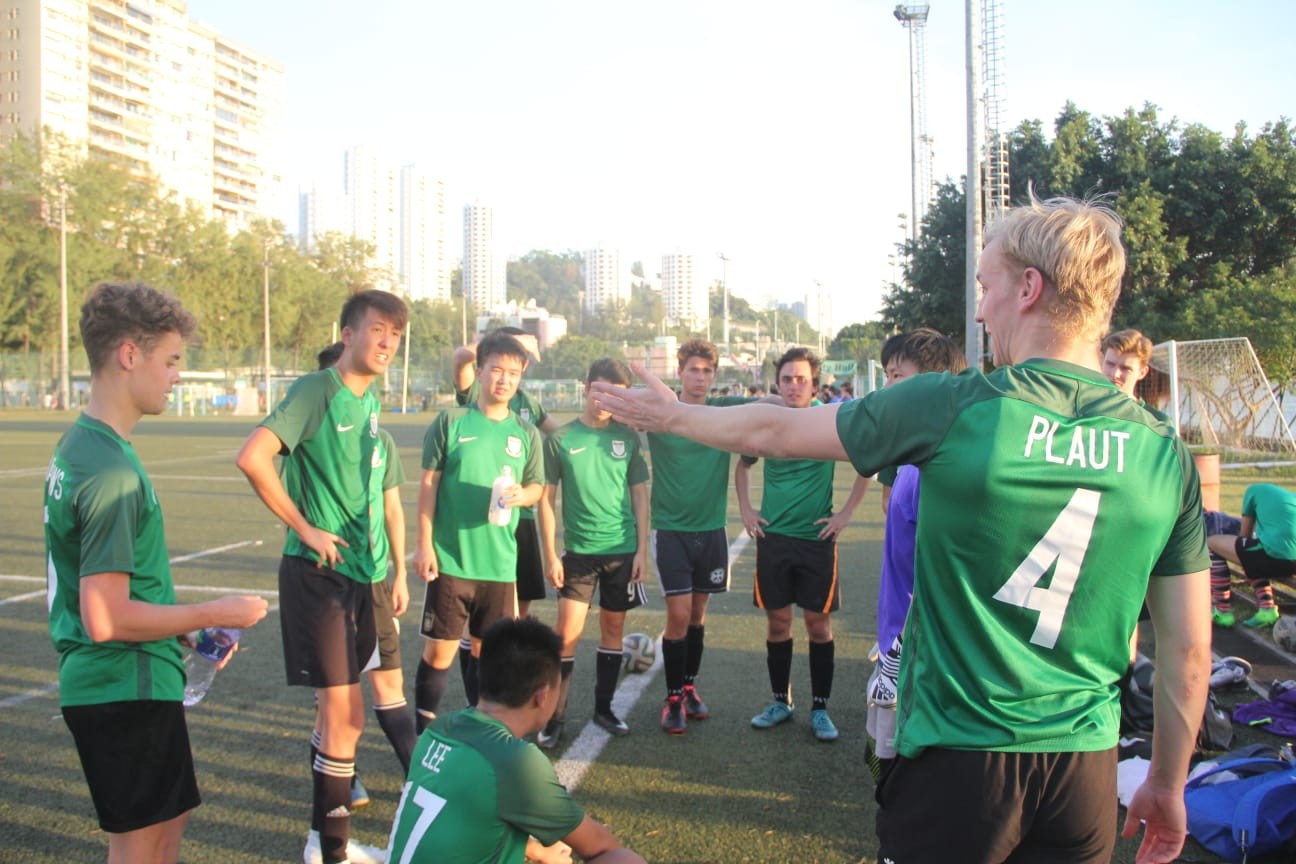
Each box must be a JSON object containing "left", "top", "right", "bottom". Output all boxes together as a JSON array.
[{"left": 1183, "top": 756, "right": 1296, "bottom": 862}]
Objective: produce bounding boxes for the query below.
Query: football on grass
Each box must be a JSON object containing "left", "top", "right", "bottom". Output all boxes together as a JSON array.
[
  {"left": 1273, "top": 615, "right": 1296, "bottom": 653},
  {"left": 622, "top": 633, "right": 656, "bottom": 673}
]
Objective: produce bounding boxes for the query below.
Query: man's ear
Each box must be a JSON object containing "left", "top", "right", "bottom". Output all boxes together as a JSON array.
[
  {"left": 532, "top": 681, "right": 553, "bottom": 710},
  {"left": 116, "top": 340, "right": 138, "bottom": 371},
  {"left": 1019, "top": 266, "right": 1047, "bottom": 312}
]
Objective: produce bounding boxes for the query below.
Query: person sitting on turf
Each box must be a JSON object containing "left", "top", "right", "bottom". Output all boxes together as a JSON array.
[
  {"left": 1206, "top": 482, "right": 1296, "bottom": 629},
  {"left": 387, "top": 616, "right": 647, "bottom": 864}
]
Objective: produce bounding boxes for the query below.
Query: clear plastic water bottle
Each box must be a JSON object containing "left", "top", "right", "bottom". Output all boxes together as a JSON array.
[
  {"left": 488, "top": 465, "right": 513, "bottom": 526},
  {"left": 183, "top": 627, "right": 240, "bottom": 707}
]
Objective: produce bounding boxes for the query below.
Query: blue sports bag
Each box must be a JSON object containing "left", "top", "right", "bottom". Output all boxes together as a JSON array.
[{"left": 1183, "top": 756, "right": 1296, "bottom": 862}]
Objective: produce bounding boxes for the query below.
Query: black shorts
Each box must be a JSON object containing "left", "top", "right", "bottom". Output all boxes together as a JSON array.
[
  {"left": 876, "top": 747, "right": 1117, "bottom": 864},
  {"left": 652, "top": 528, "right": 731, "bottom": 596},
  {"left": 372, "top": 576, "right": 401, "bottom": 672},
  {"left": 559, "top": 551, "right": 647, "bottom": 612},
  {"left": 515, "top": 516, "right": 546, "bottom": 603},
  {"left": 278, "top": 555, "right": 380, "bottom": 688},
  {"left": 420, "top": 573, "right": 516, "bottom": 641},
  {"left": 1236, "top": 536, "right": 1296, "bottom": 583},
  {"left": 753, "top": 532, "right": 840, "bottom": 614},
  {"left": 62, "top": 700, "right": 200, "bottom": 833}
]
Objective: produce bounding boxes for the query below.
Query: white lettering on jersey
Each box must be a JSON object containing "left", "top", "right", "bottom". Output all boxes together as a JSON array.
[
  {"left": 420, "top": 741, "right": 453, "bottom": 773},
  {"left": 45, "top": 457, "right": 63, "bottom": 501},
  {"left": 1023, "top": 415, "right": 1129, "bottom": 473}
]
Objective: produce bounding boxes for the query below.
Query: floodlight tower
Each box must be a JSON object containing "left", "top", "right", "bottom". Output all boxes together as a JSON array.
[
  {"left": 894, "top": 3, "right": 933, "bottom": 240},
  {"left": 982, "top": 0, "right": 1009, "bottom": 223}
]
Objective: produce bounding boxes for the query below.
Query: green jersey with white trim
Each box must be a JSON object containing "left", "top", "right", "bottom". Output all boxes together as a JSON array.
[
  {"left": 387, "top": 708, "right": 584, "bottom": 864},
  {"left": 740, "top": 453, "right": 836, "bottom": 541},
  {"left": 835, "top": 360, "right": 1208, "bottom": 757},
  {"left": 647, "top": 396, "right": 749, "bottom": 531},
  {"left": 45, "top": 414, "right": 184, "bottom": 706},
  {"left": 457, "top": 380, "right": 547, "bottom": 521},
  {"left": 263, "top": 368, "right": 382, "bottom": 583},
  {"left": 423, "top": 405, "right": 544, "bottom": 582},
  {"left": 545, "top": 419, "right": 648, "bottom": 555},
  {"left": 368, "top": 429, "right": 405, "bottom": 575}
]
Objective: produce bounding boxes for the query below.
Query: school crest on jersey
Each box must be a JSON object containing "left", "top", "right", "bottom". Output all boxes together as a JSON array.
[
  {"left": 505, "top": 436, "right": 523, "bottom": 458},
  {"left": 369, "top": 412, "right": 378, "bottom": 437},
  {"left": 371, "top": 447, "right": 384, "bottom": 468},
  {"left": 519, "top": 407, "right": 533, "bottom": 423},
  {"left": 611, "top": 439, "right": 627, "bottom": 459}
]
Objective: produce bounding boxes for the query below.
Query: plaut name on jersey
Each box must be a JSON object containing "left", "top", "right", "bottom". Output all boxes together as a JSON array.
[{"left": 1023, "top": 415, "right": 1130, "bottom": 473}]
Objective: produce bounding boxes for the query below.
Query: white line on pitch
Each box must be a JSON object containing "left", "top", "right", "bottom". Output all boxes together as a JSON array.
[
  {"left": 0, "top": 683, "right": 59, "bottom": 709},
  {"left": 0, "top": 590, "right": 45, "bottom": 607},
  {"left": 552, "top": 532, "right": 750, "bottom": 791},
  {"left": 0, "top": 451, "right": 236, "bottom": 479},
  {"left": 169, "top": 539, "right": 262, "bottom": 564}
]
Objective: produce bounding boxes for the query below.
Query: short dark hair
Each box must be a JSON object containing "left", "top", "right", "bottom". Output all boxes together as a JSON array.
[
  {"left": 80, "top": 281, "right": 197, "bottom": 373},
  {"left": 339, "top": 289, "right": 408, "bottom": 333},
  {"left": 478, "top": 617, "right": 563, "bottom": 708},
  {"left": 316, "top": 341, "right": 344, "bottom": 370},
  {"left": 677, "top": 338, "right": 718, "bottom": 370},
  {"left": 879, "top": 332, "right": 907, "bottom": 368},
  {"left": 891, "top": 328, "right": 967, "bottom": 374},
  {"left": 587, "top": 357, "right": 631, "bottom": 386},
  {"left": 476, "top": 330, "right": 529, "bottom": 369},
  {"left": 1100, "top": 328, "right": 1152, "bottom": 365},
  {"left": 775, "top": 346, "right": 820, "bottom": 383}
]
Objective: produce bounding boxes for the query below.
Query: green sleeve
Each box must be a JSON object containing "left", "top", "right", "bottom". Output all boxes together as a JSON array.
[
  {"left": 380, "top": 430, "right": 404, "bottom": 489},
  {"left": 522, "top": 425, "right": 545, "bottom": 487},
  {"left": 1151, "top": 442, "right": 1210, "bottom": 577},
  {"left": 876, "top": 464, "right": 899, "bottom": 487},
  {"left": 834, "top": 372, "right": 967, "bottom": 478},
  {"left": 422, "top": 411, "right": 452, "bottom": 471},
  {"left": 261, "top": 372, "right": 329, "bottom": 453},
  {"left": 543, "top": 426, "right": 564, "bottom": 485},
  {"left": 76, "top": 467, "right": 144, "bottom": 577},
  {"left": 1242, "top": 485, "right": 1259, "bottom": 519},
  {"left": 627, "top": 433, "right": 649, "bottom": 485},
  {"left": 496, "top": 745, "right": 585, "bottom": 846},
  {"left": 523, "top": 389, "right": 548, "bottom": 425}
]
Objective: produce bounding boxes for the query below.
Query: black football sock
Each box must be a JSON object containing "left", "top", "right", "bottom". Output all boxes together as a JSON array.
[
  {"left": 312, "top": 751, "right": 353, "bottom": 863},
  {"left": 767, "top": 638, "right": 794, "bottom": 704},
  {"left": 685, "top": 624, "right": 706, "bottom": 685},
  {"left": 662, "top": 637, "right": 687, "bottom": 697},
  {"left": 414, "top": 660, "right": 449, "bottom": 733},
  {"left": 809, "top": 638, "right": 834, "bottom": 711},
  {"left": 374, "top": 699, "right": 417, "bottom": 773},
  {"left": 595, "top": 647, "right": 622, "bottom": 715}
]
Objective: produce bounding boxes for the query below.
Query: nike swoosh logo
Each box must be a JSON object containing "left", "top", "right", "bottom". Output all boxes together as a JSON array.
[
  {"left": 569, "top": 447, "right": 586, "bottom": 454},
  {"left": 458, "top": 436, "right": 478, "bottom": 443},
  {"left": 336, "top": 424, "right": 354, "bottom": 432}
]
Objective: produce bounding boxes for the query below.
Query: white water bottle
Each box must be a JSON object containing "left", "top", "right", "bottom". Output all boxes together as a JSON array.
[
  {"left": 488, "top": 465, "right": 514, "bottom": 526},
  {"left": 183, "top": 627, "right": 240, "bottom": 707}
]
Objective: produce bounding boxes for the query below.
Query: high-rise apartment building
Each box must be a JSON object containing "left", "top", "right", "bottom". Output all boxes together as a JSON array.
[
  {"left": 0, "top": 0, "right": 284, "bottom": 228},
  {"left": 662, "top": 252, "right": 705, "bottom": 330},
  {"left": 399, "top": 164, "right": 447, "bottom": 303},
  {"left": 464, "top": 202, "right": 505, "bottom": 313},
  {"left": 582, "top": 244, "right": 623, "bottom": 314},
  {"left": 343, "top": 144, "right": 399, "bottom": 291}
]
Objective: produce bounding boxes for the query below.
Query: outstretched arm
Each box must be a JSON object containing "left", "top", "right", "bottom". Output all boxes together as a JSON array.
[{"left": 591, "top": 363, "right": 847, "bottom": 461}]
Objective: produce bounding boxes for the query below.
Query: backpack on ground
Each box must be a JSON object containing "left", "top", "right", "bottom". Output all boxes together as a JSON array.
[
  {"left": 1119, "top": 656, "right": 1234, "bottom": 752},
  {"left": 1184, "top": 755, "right": 1296, "bottom": 862}
]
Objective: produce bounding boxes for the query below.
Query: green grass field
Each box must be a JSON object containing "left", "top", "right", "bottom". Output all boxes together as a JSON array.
[{"left": 0, "top": 411, "right": 1287, "bottom": 863}]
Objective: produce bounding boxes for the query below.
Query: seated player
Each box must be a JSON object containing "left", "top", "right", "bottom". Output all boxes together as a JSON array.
[{"left": 1206, "top": 483, "right": 1296, "bottom": 628}]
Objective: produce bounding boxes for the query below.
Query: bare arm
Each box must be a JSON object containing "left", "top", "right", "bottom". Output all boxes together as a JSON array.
[
  {"left": 413, "top": 470, "right": 441, "bottom": 583},
  {"left": 80, "top": 572, "right": 267, "bottom": 644},
  {"left": 537, "top": 414, "right": 561, "bottom": 434},
  {"left": 1122, "top": 569, "right": 1211, "bottom": 864},
  {"left": 452, "top": 344, "right": 478, "bottom": 394},
  {"left": 563, "top": 815, "right": 646, "bottom": 864},
  {"left": 538, "top": 485, "right": 564, "bottom": 589},
  {"left": 235, "top": 426, "right": 347, "bottom": 567},
  {"left": 383, "top": 485, "right": 409, "bottom": 616},
  {"left": 1240, "top": 515, "right": 1255, "bottom": 539},
  {"left": 816, "top": 472, "right": 870, "bottom": 540},
  {"left": 591, "top": 363, "right": 848, "bottom": 461},
  {"left": 630, "top": 482, "right": 649, "bottom": 584},
  {"left": 734, "top": 459, "right": 766, "bottom": 538}
]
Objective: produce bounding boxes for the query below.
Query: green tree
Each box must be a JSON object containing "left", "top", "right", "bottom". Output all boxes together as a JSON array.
[{"left": 881, "top": 180, "right": 968, "bottom": 343}]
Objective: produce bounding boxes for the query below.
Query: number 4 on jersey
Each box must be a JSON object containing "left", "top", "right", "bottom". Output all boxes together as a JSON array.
[{"left": 992, "top": 488, "right": 1101, "bottom": 650}]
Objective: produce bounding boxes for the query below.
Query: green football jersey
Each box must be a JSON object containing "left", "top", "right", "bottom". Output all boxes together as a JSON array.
[
  {"left": 647, "top": 396, "right": 749, "bottom": 531},
  {"left": 836, "top": 360, "right": 1209, "bottom": 757},
  {"left": 387, "top": 709, "right": 584, "bottom": 864},
  {"left": 740, "top": 452, "right": 836, "bottom": 541},
  {"left": 545, "top": 419, "right": 648, "bottom": 555},
  {"left": 423, "top": 405, "right": 544, "bottom": 582},
  {"left": 457, "top": 380, "right": 547, "bottom": 521},
  {"left": 1242, "top": 483, "right": 1296, "bottom": 560},
  {"left": 45, "top": 414, "right": 184, "bottom": 706},
  {"left": 263, "top": 368, "right": 382, "bottom": 584},
  {"left": 369, "top": 429, "right": 405, "bottom": 575}
]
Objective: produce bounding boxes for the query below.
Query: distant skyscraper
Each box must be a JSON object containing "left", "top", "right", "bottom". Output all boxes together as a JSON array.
[
  {"left": 662, "top": 252, "right": 704, "bottom": 330},
  {"left": 344, "top": 145, "right": 400, "bottom": 291},
  {"left": 464, "top": 202, "right": 505, "bottom": 313},
  {"left": 400, "top": 166, "right": 447, "bottom": 302},
  {"left": 583, "top": 244, "right": 624, "bottom": 314},
  {"left": 0, "top": 0, "right": 284, "bottom": 227}
]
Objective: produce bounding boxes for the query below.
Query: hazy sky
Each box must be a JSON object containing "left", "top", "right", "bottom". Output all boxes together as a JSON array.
[{"left": 186, "top": 0, "right": 1295, "bottom": 330}]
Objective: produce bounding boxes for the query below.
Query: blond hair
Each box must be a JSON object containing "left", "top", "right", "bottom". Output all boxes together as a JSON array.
[{"left": 985, "top": 194, "right": 1125, "bottom": 342}]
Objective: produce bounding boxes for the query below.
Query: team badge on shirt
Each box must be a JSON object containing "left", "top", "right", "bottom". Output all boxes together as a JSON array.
[
  {"left": 369, "top": 413, "right": 378, "bottom": 437},
  {"left": 519, "top": 408, "right": 533, "bottom": 423},
  {"left": 505, "top": 436, "right": 523, "bottom": 458},
  {"left": 611, "top": 440, "right": 627, "bottom": 458}
]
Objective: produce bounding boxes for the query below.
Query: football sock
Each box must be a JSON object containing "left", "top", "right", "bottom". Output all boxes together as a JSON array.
[
  {"left": 312, "top": 751, "right": 353, "bottom": 864},
  {"left": 1209, "top": 555, "right": 1232, "bottom": 609},
  {"left": 662, "top": 637, "right": 687, "bottom": 696},
  {"left": 685, "top": 624, "right": 706, "bottom": 685},
  {"left": 553, "top": 657, "right": 574, "bottom": 722},
  {"left": 809, "top": 639, "right": 834, "bottom": 711},
  {"left": 462, "top": 652, "right": 480, "bottom": 707},
  {"left": 308, "top": 730, "right": 322, "bottom": 830},
  {"left": 1256, "top": 581, "right": 1277, "bottom": 610},
  {"left": 374, "top": 699, "right": 417, "bottom": 773},
  {"left": 414, "top": 661, "right": 449, "bottom": 733},
  {"left": 595, "top": 647, "right": 622, "bottom": 715},
  {"left": 767, "top": 638, "right": 793, "bottom": 704}
]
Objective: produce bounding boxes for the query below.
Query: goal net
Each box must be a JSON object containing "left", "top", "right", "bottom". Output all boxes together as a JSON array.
[{"left": 1145, "top": 337, "right": 1296, "bottom": 465}]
